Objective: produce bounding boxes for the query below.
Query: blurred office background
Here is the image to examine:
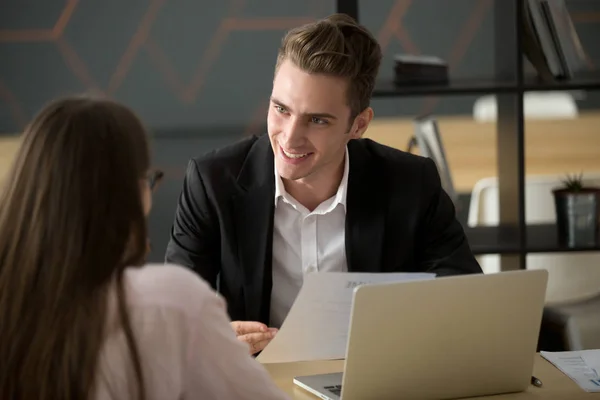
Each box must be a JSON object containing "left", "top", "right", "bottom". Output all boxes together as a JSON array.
[{"left": 1, "top": 0, "right": 599, "bottom": 264}]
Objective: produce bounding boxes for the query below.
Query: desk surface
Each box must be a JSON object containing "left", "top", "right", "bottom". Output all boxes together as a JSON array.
[{"left": 263, "top": 354, "right": 596, "bottom": 399}]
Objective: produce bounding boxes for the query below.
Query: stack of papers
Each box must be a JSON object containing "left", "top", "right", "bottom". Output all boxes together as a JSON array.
[
  {"left": 541, "top": 350, "right": 600, "bottom": 392},
  {"left": 257, "top": 271, "right": 435, "bottom": 364}
]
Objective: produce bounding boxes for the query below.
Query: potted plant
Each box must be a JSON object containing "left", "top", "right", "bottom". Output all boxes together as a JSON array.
[{"left": 552, "top": 173, "right": 600, "bottom": 247}]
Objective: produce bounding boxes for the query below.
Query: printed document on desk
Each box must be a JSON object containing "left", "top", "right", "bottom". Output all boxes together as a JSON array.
[
  {"left": 541, "top": 350, "right": 600, "bottom": 392},
  {"left": 257, "top": 271, "right": 435, "bottom": 364}
]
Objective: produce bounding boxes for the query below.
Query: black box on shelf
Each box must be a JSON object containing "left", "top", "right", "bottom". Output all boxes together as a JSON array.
[{"left": 393, "top": 54, "right": 449, "bottom": 86}]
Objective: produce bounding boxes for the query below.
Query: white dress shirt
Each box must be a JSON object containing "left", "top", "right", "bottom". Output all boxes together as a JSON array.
[
  {"left": 269, "top": 148, "right": 349, "bottom": 328},
  {"left": 94, "top": 264, "right": 289, "bottom": 400}
]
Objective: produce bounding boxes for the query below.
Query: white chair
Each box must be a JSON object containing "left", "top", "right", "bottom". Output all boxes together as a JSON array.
[
  {"left": 468, "top": 174, "right": 600, "bottom": 350},
  {"left": 473, "top": 91, "right": 580, "bottom": 122}
]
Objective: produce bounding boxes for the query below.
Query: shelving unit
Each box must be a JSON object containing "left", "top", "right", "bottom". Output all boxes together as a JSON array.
[{"left": 337, "top": 0, "right": 600, "bottom": 271}]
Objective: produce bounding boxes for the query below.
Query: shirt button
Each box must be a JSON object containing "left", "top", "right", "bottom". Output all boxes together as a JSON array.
[{"left": 306, "top": 265, "right": 317, "bottom": 274}]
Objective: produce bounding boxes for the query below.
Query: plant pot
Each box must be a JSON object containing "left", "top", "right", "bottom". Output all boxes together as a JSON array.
[{"left": 552, "top": 188, "right": 600, "bottom": 247}]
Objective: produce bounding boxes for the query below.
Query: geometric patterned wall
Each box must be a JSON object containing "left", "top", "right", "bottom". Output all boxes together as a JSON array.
[
  {"left": 1, "top": 0, "right": 599, "bottom": 134},
  {"left": 2, "top": 0, "right": 598, "bottom": 262}
]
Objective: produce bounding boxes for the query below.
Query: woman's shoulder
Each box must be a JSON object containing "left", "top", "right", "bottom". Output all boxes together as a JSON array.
[{"left": 123, "top": 263, "right": 219, "bottom": 314}]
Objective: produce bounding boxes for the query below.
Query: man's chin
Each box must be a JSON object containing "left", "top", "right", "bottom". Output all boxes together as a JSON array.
[
  {"left": 279, "top": 169, "right": 313, "bottom": 182},
  {"left": 279, "top": 172, "right": 308, "bottom": 182},
  {"left": 276, "top": 162, "right": 309, "bottom": 180}
]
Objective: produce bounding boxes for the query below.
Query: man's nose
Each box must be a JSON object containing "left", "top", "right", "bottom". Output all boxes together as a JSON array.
[{"left": 280, "top": 117, "right": 306, "bottom": 147}]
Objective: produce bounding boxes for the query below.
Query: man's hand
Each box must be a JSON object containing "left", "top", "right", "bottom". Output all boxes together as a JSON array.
[{"left": 230, "top": 321, "right": 278, "bottom": 355}]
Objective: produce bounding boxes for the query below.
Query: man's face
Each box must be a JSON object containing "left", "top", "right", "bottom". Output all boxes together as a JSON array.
[{"left": 267, "top": 59, "right": 370, "bottom": 185}]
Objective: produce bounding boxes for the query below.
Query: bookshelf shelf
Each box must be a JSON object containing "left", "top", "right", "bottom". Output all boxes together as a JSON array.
[
  {"left": 465, "top": 224, "right": 600, "bottom": 255},
  {"left": 523, "top": 71, "right": 600, "bottom": 91},
  {"left": 373, "top": 78, "right": 518, "bottom": 97},
  {"left": 373, "top": 71, "right": 600, "bottom": 98}
]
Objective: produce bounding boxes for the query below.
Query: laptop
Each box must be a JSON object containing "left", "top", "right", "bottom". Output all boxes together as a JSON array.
[{"left": 293, "top": 269, "right": 548, "bottom": 400}]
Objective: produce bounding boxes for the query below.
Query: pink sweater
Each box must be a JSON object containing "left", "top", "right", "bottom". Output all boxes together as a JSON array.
[{"left": 93, "top": 264, "right": 289, "bottom": 400}]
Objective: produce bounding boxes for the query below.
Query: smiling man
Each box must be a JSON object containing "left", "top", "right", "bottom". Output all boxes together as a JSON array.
[{"left": 165, "top": 14, "right": 482, "bottom": 355}]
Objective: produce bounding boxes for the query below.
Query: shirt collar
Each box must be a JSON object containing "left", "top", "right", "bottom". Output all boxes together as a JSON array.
[{"left": 274, "top": 146, "right": 350, "bottom": 211}]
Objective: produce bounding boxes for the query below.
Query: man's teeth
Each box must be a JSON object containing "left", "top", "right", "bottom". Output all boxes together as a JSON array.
[{"left": 284, "top": 151, "right": 308, "bottom": 159}]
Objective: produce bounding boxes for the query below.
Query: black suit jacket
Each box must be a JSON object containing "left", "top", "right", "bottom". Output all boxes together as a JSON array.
[{"left": 165, "top": 134, "right": 482, "bottom": 324}]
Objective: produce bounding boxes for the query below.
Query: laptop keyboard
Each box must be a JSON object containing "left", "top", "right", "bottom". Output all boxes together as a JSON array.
[{"left": 324, "top": 384, "right": 342, "bottom": 396}]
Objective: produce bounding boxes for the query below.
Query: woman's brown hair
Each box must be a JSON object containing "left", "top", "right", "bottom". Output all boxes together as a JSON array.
[{"left": 0, "top": 96, "right": 150, "bottom": 399}]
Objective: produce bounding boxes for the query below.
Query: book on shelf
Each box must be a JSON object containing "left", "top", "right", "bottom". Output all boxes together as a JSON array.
[{"left": 522, "top": 0, "right": 589, "bottom": 82}]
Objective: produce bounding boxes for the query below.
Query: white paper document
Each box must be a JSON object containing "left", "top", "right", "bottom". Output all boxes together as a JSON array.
[
  {"left": 257, "top": 271, "right": 435, "bottom": 364},
  {"left": 541, "top": 350, "right": 600, "bottom": 392}
]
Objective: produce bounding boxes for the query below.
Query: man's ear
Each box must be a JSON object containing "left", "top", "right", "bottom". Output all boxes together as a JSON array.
[{"left": 350, "top": 107, "right": 374, "bottom": 139}]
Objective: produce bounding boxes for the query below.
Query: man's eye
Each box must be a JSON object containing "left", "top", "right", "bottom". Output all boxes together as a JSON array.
[
  {"left": 275, "top": 105, "right": 286, "bottom": 113},
  {"left": 311, "top": 117, "right": 327, "bottom": 125}
]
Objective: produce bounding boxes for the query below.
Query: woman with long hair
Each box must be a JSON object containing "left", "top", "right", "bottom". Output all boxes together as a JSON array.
[{"left": 0, "top": 96, "right": 288, "bottom": 400}]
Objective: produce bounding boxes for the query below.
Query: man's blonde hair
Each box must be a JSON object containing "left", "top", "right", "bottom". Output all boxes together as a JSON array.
[{"left": 275, "top": 14, "right": 382, "bottom": 119}]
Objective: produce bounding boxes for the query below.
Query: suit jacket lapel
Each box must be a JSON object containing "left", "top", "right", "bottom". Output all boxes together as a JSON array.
[
  {"left": 345, "top": 140, "right": 386, "bottom": 273},
  {"left": 231, "top": 135, "right": 274, "bottom": 323}
]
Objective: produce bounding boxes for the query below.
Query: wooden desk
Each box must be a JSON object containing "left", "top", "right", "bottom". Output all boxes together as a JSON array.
[{"left": 263, "top": 354, "right": 596, "bottom": 399}]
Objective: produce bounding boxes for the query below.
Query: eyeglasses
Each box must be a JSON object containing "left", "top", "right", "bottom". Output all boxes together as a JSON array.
[{"left": 147, "top": 169, "right": 164, "bottom": 191}]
